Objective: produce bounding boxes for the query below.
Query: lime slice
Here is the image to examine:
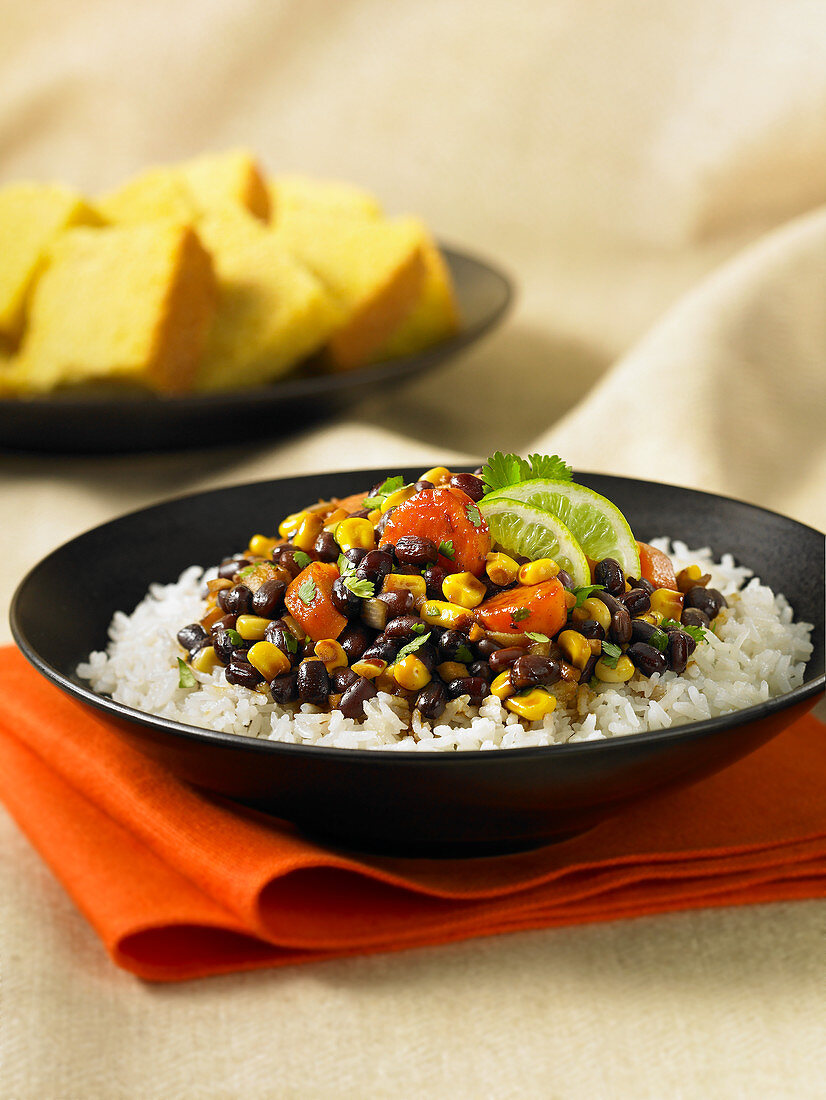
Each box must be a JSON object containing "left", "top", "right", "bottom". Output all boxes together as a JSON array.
[
  {"left": 478, "top": 496, "right": 591, "bottom": 587},
  {"left": 485, "top": 479, "right": 640, "bottom": 578}
]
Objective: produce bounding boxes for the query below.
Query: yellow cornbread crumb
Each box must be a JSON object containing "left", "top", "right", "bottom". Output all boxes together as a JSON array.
[{"left": 16, "top": 222, "right": 216, "bottom": 394}]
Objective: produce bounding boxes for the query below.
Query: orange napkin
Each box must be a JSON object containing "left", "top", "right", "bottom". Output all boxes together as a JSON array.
[{"left": 0, "top": 646, "right": 823, "bottom": 982}]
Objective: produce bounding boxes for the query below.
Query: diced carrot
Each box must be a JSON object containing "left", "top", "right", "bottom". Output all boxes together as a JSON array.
[
  {"left": 475, "top": 578, "right": 567, "bottom": 636},
  {"left": 637, "top": 541, "right": 678, "bottom": 590},
  {"left": 379, "top": 488, "right": 491, "bottom": 576},
  {"left": 285, "top": 561, "right": 347, "bottom": 641}
]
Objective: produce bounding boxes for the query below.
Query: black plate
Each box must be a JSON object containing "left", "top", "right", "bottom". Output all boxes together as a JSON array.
[
  {"left": 10, "top": 469, "right": 825, "bottom": 856},
  {"left": 0, "top": 246, "right": 512, "bottom": 454}
]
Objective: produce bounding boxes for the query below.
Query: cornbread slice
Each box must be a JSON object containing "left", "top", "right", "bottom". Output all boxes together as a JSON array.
[
  {"left": 98, "top": 150, "right": 270, "bottom": 225},
  {"left": 269, "top": 175, "right": 383, "bottom": 221},
  {"left": 0, "top": 183, "right": 100, "bottom": 343},
  {"left": 196, "top": 209, "right": 344, "bottom": 391},
  {"left": 17, "top": 222, "right": 216, "bottom": 394},
  {"left": 276, "top": 210, "right": 427, "bottom": 370},
  {"left": 373, "top": 232, "right": 460, "bottom": 361}
]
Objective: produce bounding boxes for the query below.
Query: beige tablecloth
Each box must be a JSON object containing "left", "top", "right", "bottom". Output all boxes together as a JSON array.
[{"left": 1, "top": 3, "right": 825, "bottom": 1097}]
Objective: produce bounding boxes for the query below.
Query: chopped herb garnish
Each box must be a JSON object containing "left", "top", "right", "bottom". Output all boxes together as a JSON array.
[
  {"left": 337, "top": 553, "right": 355, "bottom": 577},
  {"left": 481, "top": 451, "right": 573, "bottom": 495},
  {"left": 177, "top": 657, "right": 197, "bottom": 689},
  {"left": 511, "top": 607, "right": 531, "bottom": 624},
  {"left": 572, "top": 583, "right": 605, "bottom": 607},
  {"left": 663, "top": 618, "right": 707, "bottom": 644},
  {"left": 284, "top": 632, "right": 299, "bottom": 654},
  {"left": 525, "top": 631, "right": 550, "bottom": 643},
  {"left": 438, "top": 540, "right": 455, "bottom": 560},
  {"left": 292, "top": 550, "right": 312, "bottom": 570},
  {"left": 297, "top": 576, "right": 317, "bottom": 606},
  {"left": 395, "top": 632, "right": 432, "bottom": 662},
  {"left": 648, "top": 628, "right": 669, "bottom": 653},
  {"left": 362, "top": 474, "right": 406, "bottom": 510},
  {"left": 600, "top": 641, "right": 622, "bottom": 668},
  {"left": 411, "top": 621, "right": 427, "bottom": 635},
  {"left": 226, "top": 628, "right": 243, "bottom": 646},
  {"left": 237, "top": 564, "right": 258, "bottom": 578},
  {"left": 465, "top": 502, "right": 482, "bottom": 527},
  {"left": 343, "top": 576, "right": 374, "bottom": 599},
  {"left": 454, "top": 644, "right": 474, "bottom": 663}
]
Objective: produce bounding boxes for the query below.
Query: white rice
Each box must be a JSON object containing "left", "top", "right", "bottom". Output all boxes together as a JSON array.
[{"left": 77, "top": 540, "right": 814, "bottom": 752}]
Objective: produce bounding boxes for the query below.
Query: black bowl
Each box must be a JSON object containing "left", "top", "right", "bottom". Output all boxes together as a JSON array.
[
  {"left": 10, "top": 469, "right": 825, "bottom": 856},
  {"left": 0, "top": 246, "right": 512, "bottom": 454}
]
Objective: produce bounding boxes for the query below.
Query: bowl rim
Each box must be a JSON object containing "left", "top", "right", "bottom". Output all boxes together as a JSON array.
[{"left": 9, "top": 468, "right": 825, "bottom": 766}]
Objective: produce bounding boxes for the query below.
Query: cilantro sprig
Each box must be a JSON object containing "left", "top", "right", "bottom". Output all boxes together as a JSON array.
[
  {"left": 292, "top": 550, "right": 312, "bottom": 570},
  {"left": 572, "top": 584, "right": 605, "bottom": 608},
  {"left": 297, "top": 576, "right": 317, "bottom": 606},
  {"left": 510, "top": 607, "right": 531, "bottom": 625},
  {"left": 600, "top": 641, "right": 622, "bottom": 669},
  {"left": 438, "top": 540, "right": 455, "bottom": 560},
  {"left": 663, "top": 618, "right": 707, "bottom": 644},
  {"left": 481, "top": 452, "right": 572, "bottom": 496},
  {"left": 525, "top": 631, "right": 549, "bottom": 643},
  {"left": 362, "top": 475, "right": 405, "bottom": 511},
  {"left": 395, "top": 632, "right": 432, "bottom": 662},
  {"left": 343, "top": 576, "right": 375, "bottom": 599}
]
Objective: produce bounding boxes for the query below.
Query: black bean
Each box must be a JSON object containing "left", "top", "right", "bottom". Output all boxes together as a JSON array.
[
  {"left": 331, "top": 666, "right": 361, "bottom": 693},
  {"left": 594, "top": 558, "right": 625, "bottom": 596},
  {"left": 219, "top": 584, "right": 252, "bottom": 615},
  {"left": 415, "top": 680, "right": 447, "bottom": 720},
  {"left": 384, "top": 615, "right": 424, "bottom": 640},
  {"left": 510, "top": 655, "right": 562, "bottom": 691},
  {"left": 636, "top": 578, "right": 655, "bottom": 595},
  {"left": 684, "top": 586, "right": 727, "bottom": 619},
  {"left": 378, "top": 588, "right": 415, "bottom": 618},
  {"left": 667, "top": 630, "right": 696, "bottom": 673},
  {"left": 414, "top": 479, "right": 434, "bottom": 493},
  {"left": 296, "top": 660, "right": 331, "bottom": 705},
  {"left": 474, "top": 637, "right": 501, "bottom": 659},
  {"left": 571, "top": 618, "right": 605, "bottom": 641},
  {"left": 344, "top": 547, "right": 368, "bottom": 567},
  {"left": 580, "top": 653, "right": 599, "bottom": 684},
  {"left": 357, "top": 550, "right": 393, "bottom": 587},
  {"left": 394, "top": 535, "right": 440, "bottom": 567},
  {"left": 681, "top": 606, "right": 711, "bottom": 630},
  {"left": 338, "top": 623, "right": 372, "bottom": 662},
  {"left": 350, "top": 508, "right": 371, "bottom": 520},
  {"left": 423, "top": 565, "right": 447, "bottom": 600},
  {"left": 226, "top": 661, "right": 263, "bottom": 688},
  {"left": 595, "top": 591, "right": 632, "bottom": 645},
  {"left": 448, "top": 473, "right": 485, "bottom": 501},
  {"left": 270, "top": 670, "right": 298, "bottom": 703},
  {"left": 488, "top": 646, "right": 526, "bottom": 674},
  {"left": 264, "top": 620, "right": 297, "bottom": 660},
  {"left": 627, "top": 642, "right": 668, "bottom": 678},
  {"left": 375, "top": 511, "right": 394, "bottom": 537},
  {"left": 415, "top": 642, "right": 437, "bottom": 672},
  {"left": 630, "top": 619, "right": 658, "bottom": 645},
  {"left": 212, "top": 629, "right": 237, "bottom": 665},
  {"left": 313, "top": 530, "right": 340, "bottom": 563},
  {"left": 622, "top": 588, "right": 651, "bottom": 617},
  {"left": 177, "top": 623, "right": 207, "bottom": 654},
  {"left": 211, "top": 613, "right": 238, "bottom": 635},
  {"left": 331, "top": 576, "right": 362, "bottom": 617},
  {"left": 438, "top": 629, "right": 471, "bottom": 661},
  {"left": 446, "top": 676, "right": 489, "bottom": 704},
  {"left": 339, "top": 677, "right": 378, "bottom": 719},
  {"left": 556, "top": 569, "right": 575, "bottom": 592},
  {"left": 218, "top": 557, "right": 250, "bottom": 580},
  {"left": 277, "top": 551, "right": 305, "bottom": 578},
  {"left": 362, "top": 636, "right": 399, "bottom": 664},
  {"left": 231, "top": 646, "right": 253, "bottom": 664},
  {"left": 250, "top": 577, "right": 287, "bottom": 618},
  {"left": 468, "top": 660, "right": 492, "bottom": 683},
  {"left": 271, "top": 542, "right": 298, "bottom": 562}
]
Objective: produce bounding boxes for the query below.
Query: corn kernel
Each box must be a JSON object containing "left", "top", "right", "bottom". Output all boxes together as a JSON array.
[
  {"left": 247, "top": 641, "right": 291, "bottom": 680},
  {"left": 577, "top": 597, "right": 612, "bottom": 634},
  {"left": 419, "top": 600, "right": 474, "bottom": 631},
  {"left": 558, "top": 629, "right": 591, "bottom": 670},
  {"left": 352, "top": 658, "right": 387, "bottom": 679},
  {"left": 490, "top": 670, "right": 514, "bottom": 699},
  {"left": 594, "top": 654, "right": 635, "bottom": 683},
  {"left": 564, "top": 590, "right": 577, "bottom": 610},
  {"left": 367, "top": 509, "right": 382, "bottom": 524},
  {"left": 314, "top": 639, "right": 347, "bottom": 671},
  {"left": 485, "top": 552, "right": 519, "bottom": 586},
  {"left": 381, "top": 484, "right": 416, "bottom": 513},
  {"left": 650, "top": 588, "right": 684, "bottom": 621},
  {"left": 638, "top": 612, "right": 658, "bottom": 625},
  {"left": 468, "top": 624, "right": 485, "bottom": 643},
  {"left": 293, "top": 512, "right": 325, "bottom": 553},
  {"left": 248, "top": 534, "right": 277, "bottom": 558},
  {"left": 278, "top": 510, "right": 309, "bottom": 539},
  {"left": 441, "top": 572, "right": 487, "bottom": 609},
  {"left": 676, "top": 565, "right": 711, "bottom": 593},
  {"left": 393, "top": 654, "right": 432, "bottom": 691},
  {"left": 334, "top": 517, "right": 376, "bottom": 553},
  {"left": 437, "top": 661, "right": 468, "bottom": 681},
  {"left": 517, "top": 558, "right": 559, "bottom": 585},
  {"left": 191, "top": 645, "right": 220, "bottom": 674},
  {"left": 419, "top": 466, "right": 451, "bottom": 486},
  {"left": 322, "top": 508, "right": 349, "bottom": 532},
  {"left": 505, "top": 689, "right": 557, "bottom": 721},
  {"left": 381, "top": 573, "right": 427, "bottom": 605},
  {"left": 235, "top": 615, "right": 272, "bottom": 641}
]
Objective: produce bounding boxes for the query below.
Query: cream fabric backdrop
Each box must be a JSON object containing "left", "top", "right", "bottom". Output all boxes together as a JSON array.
[{"left": 0, "top": 2, "right": 824, "bottom": 1098}]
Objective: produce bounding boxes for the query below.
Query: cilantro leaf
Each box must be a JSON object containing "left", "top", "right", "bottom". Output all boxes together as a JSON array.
[
  {"left": 525, "top": 631, "right": 549, "bottom": 643},
  {"left": 395, "top": 632, "right": 432, "bottom": 662},
  {"left": 362, "top": 474, "right": 405, "bottom": 510},
  {"left": 465, "top": 502, "right": 482, "bottom": 527},
  {"left": 297, "top": 576, "right": 317, "bottom": 606},
  {"left": 177, "top": 657, "right": 197, "bottom": 689},
  {"left": 525, "top": 453, "right": 572, "bottom": 482},
  {"left": 572, "top": 583, "right": 605, "bottom": 608},
  {"left": 438, "top": 540, "right": 455, "bottom": 560},
  {"left": 600, "top": 641, "right": 621, "bottom": 668},
  {"left": 337, "top": 553, "right": 355, "bottom": 578},
  {"left": 511, "top": 607, "right": 531, "bottom": 624},
  {"left": 648, "top": 628, "right": 669, "bottom": 653},
  {"left": 226, "top": 628, "right": 243, "bottom": 646},
  {"left": 343, "top": 576, "right": 374, "bottom": 599},
  {"left": 237, "top": 564, "right": 258, "bottom": 578},
  {"left": 410, "top": 621, "right": 427, "bottom": 635},
  {"left": 480, "top": 451, "right": 573, "bottom": 495},
  {"left": 292, "top": 550, "right": 312, "bottom": 570},
  {"left": 454, "top": 643, "right": 474, "bottom": 663},
  {"left": 283, "top": 632, "right": 299, "bottom": 654},
  {"left": 663, "top": 618, "right": 707, "bottom": 644}
]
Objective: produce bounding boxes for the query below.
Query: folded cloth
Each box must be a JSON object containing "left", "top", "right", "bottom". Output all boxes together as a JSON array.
[{"left": 0, "top": 647, "right": 823, "bottom": 982}]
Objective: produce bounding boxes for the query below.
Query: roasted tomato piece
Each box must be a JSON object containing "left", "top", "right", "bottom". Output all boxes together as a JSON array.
[
  {"left": 636, "top": 541, "right": 677, "bottom": 590},
  {"left": 475, "top": 577, "right": 567, "bottom": 636},
  {"left": 285, "top": 561, "right": 347, "bottom": 641},
  {"left": 379, "top": 488, "right": 491, "bottom": 576}
]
